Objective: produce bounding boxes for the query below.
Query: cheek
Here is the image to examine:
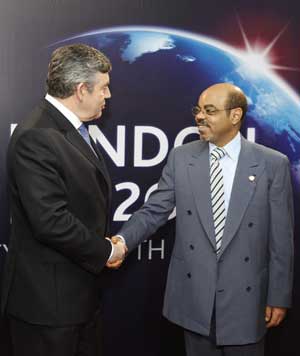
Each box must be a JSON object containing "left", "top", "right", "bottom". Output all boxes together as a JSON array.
[{"left": 209, "top": 119, "right": 227, "bottom": 133}]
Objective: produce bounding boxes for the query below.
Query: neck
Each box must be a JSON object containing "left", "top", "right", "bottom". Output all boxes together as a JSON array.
[
  {"left": 213, "top": 131, "right": 239, "bottom": 147},
  {"left": 55, "top": 96, "right": 86, "bottom": 122}
]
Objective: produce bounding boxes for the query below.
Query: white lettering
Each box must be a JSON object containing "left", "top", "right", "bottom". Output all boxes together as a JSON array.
[
  {"left": 113, "top": 182, "right": 140, "bottom": 221},
  {"left": 89, "top": 125, "right": 126, "bottom": 166},
  {"left": 134, "top": 126, "right": 168, "bottom": 167},
  {"left": 174, "top": 126, "right": 198, "bottom": 147},
  {"left": 148, "top": 239, "right": 165, "bottom": 260},
  {"left": 137, "top": 239, "right": 165, "bottom": 260}
]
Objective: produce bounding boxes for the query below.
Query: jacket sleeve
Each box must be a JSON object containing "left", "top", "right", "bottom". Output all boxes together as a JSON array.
[
  {"left": 267, "top": 155, "right": 294, "bottom": 307},
  {"left": 12, "top": 129, "right": 112, "bottom": 274},
  {"left": 119, "top": 148, "right": 176, "bottom": 252}
]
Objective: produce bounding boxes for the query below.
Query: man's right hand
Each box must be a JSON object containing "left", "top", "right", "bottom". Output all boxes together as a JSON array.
[{"left": 106, "top": 237, "right": 127, "bottom": 269}]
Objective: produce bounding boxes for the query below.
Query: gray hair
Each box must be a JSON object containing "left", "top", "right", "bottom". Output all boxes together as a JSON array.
[{"left": 46, "top": 44, "right": 112, "bottom": 98}]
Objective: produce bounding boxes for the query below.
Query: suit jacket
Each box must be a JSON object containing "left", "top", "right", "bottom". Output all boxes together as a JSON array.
[
  {"left": 1, "top": 99, "right": 112, "bottom": 326},
  {"left": 119, "top": 136, "right": 294, "bottom": 345}
]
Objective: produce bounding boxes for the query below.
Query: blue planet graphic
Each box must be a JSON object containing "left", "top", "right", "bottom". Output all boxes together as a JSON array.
[{"left": 51, "top": 26, "right": 300, "bottom": 193}]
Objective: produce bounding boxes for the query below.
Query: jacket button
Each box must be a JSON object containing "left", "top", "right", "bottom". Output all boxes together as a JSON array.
[
  {"left": 248, "top": 222, "right": 254, "bottom": 228},
  {"left": 246, "top": 286, "right": 252, "bottom": 292},
  {"left": 218, "top": 289, "right": 224, "bottom": 293},
  {"left": 187, "top": 273, "right": 191, "bottom": 278},
  {"left": 187, "top": 210, "right": 192, "bottom": 215},
  {"left": 190, "top": 244, "right": 194, "bottom": 250},
  {"left": 244, "top": 257, "right": 250, "bottom": 262}
]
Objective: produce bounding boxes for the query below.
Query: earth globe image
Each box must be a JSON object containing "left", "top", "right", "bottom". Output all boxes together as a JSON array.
[{"left": 51, "top": 25, "right": 300, "bottom": 197}]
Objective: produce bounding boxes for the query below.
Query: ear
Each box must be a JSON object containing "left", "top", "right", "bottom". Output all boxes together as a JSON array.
[
  {"left": 231, "top": 108, "right": 243, "bottom": 126},
  {"left": 74, "top": 83, "right": 87, "bottom": 102}
]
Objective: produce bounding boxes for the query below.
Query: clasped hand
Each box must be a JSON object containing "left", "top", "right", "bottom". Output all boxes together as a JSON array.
[{"left": 106, "top": 236, "right": 128, "bottom": 269}]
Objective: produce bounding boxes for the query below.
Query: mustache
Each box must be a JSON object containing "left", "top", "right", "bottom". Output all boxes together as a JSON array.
[{"left": 196, "top": 119, "right": 209, "bottom": 127}]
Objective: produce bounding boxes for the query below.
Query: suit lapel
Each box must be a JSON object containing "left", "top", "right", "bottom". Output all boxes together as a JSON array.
[
  {"left": 65, "top": 130, "right": 111, "bottom": 189},
  {"left": 43, "top": 99, "right": 111, "bottom": 190},
  {"left": 187, "top": 143, "right": 216, "bottom": 248},
  {"left": 90, "top": 138, "right": 112, "bottom": 199},
  {"left": 218, "top": 137, "right": 264, "bottom": 257}
]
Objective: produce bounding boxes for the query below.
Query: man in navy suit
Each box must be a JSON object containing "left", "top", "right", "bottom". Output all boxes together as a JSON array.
[{"left": 1, "top": 44, "right": 127, "bottom": 356}]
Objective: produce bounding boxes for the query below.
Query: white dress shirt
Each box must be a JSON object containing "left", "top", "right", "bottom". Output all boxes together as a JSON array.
[
  {"left": 45, "top": 94, "right": 114, "bottom": 261},
  {"left": 209, "top": 132, "right": 241, "bottom": 214},
  {"left": 45, "top": 94, "right": 82, "bottom": 129}
]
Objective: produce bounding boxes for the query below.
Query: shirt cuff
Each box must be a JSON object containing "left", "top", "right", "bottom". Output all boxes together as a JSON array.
[{"left": 106, "top": 238, "right": 114, "bottom": 262}]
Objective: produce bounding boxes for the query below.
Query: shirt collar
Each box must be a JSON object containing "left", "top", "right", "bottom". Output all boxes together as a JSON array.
[
  {"left": 45, "top": 94, "right": 82, "bottom": 130},
  {"left": 209, "top": 132, "right": 241, "bottom": 162}
]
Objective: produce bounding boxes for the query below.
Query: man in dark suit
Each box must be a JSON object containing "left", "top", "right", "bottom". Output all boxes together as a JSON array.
[
  {"left": 1, "top": 44, "right": 126, "bottom": 356},
  {"left": 109, "top": 83, "right": 294, "bottom": 356}
]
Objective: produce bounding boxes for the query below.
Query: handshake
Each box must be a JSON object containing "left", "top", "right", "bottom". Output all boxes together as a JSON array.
[{"left": 105, "top": 236, "right": 128, "bottom": 269}]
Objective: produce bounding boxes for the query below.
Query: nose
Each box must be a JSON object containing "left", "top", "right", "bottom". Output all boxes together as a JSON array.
[
  {"left": 105, "top": 87, "right": 111, "bottom": 99},
  {"left": 196, "top": 110, "right": 206, "bottom": 120},
  {"left": 195, "top": 112, "right": 206, "bottom": 125}
]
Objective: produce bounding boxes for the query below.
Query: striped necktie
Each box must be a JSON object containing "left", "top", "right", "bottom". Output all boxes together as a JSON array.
[{"left": 210, "top": 147, "right": 226, "bottom": 255}]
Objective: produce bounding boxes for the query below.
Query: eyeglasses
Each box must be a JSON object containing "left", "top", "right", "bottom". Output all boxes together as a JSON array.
[{"left": 191, "top": 105, "right": 238, "bottom": 117}]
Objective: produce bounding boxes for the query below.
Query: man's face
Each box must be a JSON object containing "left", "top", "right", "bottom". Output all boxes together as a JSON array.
[
  {"left": 81, "top": 72, "right": 111, "bottom": 121},
  {"left": 194, "top": 88, "right": 239, "bottom": 147}
]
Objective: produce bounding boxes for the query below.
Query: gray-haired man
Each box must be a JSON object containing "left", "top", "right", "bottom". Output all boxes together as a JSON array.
[{"left": 2, "top": 44, "right": 126, "bottom": 356}]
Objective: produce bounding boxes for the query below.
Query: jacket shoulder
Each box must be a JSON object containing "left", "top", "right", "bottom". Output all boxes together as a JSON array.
[
  {"left": 173, "top": 140, "right": 205, "bottom": 156},
  {"left": 247, "top": 140, "right": 289, "bottom": 164}
]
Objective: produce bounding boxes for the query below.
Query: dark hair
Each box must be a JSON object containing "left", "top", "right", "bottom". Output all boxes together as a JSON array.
[
  {"left": 46, "top": 44, "right": 112, "bottom": 98},
  {"left": 225, "top": 89, "right": 248, "bottom": 120}
]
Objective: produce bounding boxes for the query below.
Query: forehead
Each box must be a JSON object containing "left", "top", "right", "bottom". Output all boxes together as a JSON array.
[{"left": 198, "top": 88, "right": 228, "bottom": 107}]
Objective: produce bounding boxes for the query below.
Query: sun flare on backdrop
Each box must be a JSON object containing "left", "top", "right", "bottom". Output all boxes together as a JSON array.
[{"left": 237, "top": 17, "right": 300, "bottom": 76}]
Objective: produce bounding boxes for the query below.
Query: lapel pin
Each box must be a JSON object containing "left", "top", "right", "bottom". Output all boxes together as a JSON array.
[{"left": 248, "top": 175, "right": 256, "bottom": 182}]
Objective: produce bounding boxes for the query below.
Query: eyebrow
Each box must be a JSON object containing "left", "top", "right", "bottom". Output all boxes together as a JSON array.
[
  {"left": 204, "top": 104, "right": 217, "bottom": 109},
  {"left": 101, "top": 81, "right": 110, "bottom": 87}
]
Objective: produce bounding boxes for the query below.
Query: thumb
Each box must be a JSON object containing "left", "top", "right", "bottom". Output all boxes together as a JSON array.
[
  {"left": 265, "top": 306, "right": 272, "bottom": 322},
  {"left": 111, "top": 236, "right": 120, "bottom": 244}
]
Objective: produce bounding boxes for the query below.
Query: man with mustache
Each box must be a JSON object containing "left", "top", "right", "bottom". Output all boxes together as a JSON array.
[
  {"left": 109, "top": 83, "right": 294, "bottom": 356},
  {"left": 1, "top": 44, "right": 127, "bottom": 356}
]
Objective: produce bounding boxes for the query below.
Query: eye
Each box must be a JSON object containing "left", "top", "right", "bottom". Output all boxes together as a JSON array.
[{"left": 206, "top": 109, "right": 217, "bottom": 115}]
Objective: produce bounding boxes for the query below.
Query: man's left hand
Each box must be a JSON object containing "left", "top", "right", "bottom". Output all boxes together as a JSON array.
[{"left": 265, "top": 306, "right": 287, "bottom": 328}]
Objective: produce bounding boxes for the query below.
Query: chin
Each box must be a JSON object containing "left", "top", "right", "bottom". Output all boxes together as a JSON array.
[
  {"left": 199, "top": 134, "right": 210, "bottom": 142},
  {"left": 93, "top": 111, "right": 102, "bottom": 120}
]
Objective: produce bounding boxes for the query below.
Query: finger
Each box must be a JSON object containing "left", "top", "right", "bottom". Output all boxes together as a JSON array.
[
  {"left": 265, "top": 306, "right": 272, "bottom": 322},
  {"left": 107, "top": 258, "right": 123, "bottom": 266},
  {"left": 106, "top": 260, "right": 123, "bottom": 269},
  {"left": 267, "top": 307, "right": 287, "bottom": 328},
  {"left": 266, "top": 313, "right": 278, "bottom": 328},
  {"left": 111, "top": 236, "right": 120, "bottom": 244},
  {"left": 272, "top": 310, "right": 286, "bottom": 326}
]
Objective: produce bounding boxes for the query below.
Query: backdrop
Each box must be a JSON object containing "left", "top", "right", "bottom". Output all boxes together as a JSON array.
[{"left": 0, "top": 1, "right": 299, "bottom": 355}]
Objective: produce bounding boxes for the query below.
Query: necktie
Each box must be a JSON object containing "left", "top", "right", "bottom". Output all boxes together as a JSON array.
[
  {"left": 78, "top": 124, "right": 97, "bottom": 157},
  {"left": 210, "top": 147, "right": 226, "bottom": 255}
]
